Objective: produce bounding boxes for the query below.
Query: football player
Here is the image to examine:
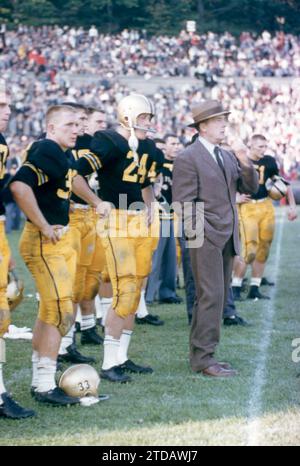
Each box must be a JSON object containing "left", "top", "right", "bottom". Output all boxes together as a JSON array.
[
  {"left": 10, "top": 104, "right": 110, "bottom": 405},
  {"left": 0, "top": 88, "right": 36, "bottom": 419},
  {"left": 57, "top": 103, "right": 103, "bottom": 365},
  {"left": 76, "top": 93, "right": 163, "bottom": 382},
  {"left": 232, "top": 134, "right": 297, "bottom": 300}
]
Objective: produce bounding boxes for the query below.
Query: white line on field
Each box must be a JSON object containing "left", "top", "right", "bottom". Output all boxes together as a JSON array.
[{"left": 246, "top": 212, "right": 284, "bottom": 446}]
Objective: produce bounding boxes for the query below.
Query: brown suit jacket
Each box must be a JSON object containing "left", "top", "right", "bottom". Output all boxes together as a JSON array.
[{"left": 172, "top": 139, "right": 259, "bottom": 254}]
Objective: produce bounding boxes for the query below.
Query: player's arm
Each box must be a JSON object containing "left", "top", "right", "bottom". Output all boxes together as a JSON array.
[
  {"left": 72, "top": 174, "right": 111, "bottom": 218},
  {"left": 142, "top": 184, "right": 157, "bottom": 226},
  {"left": 10, "top": 181, "right": 62, "bottom": 243},
  {"left": 286, "top": 185, "right": 297, "bottom": 221}
]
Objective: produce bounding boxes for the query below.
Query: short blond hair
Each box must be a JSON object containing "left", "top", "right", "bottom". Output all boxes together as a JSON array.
[{"left": 45, "top": 105, "right": 77, "bottom": 126}]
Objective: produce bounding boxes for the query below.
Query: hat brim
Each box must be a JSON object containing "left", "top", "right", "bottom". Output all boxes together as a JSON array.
[{"left": 187, "top": 110, "right": 231, "bottom": 128}]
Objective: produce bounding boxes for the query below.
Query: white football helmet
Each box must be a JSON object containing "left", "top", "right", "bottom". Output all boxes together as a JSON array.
[
  {"left": 117, "top": 93, "right": 155, "bottom": 131},
  {"left": 59, "top": 364, "right": 100, "bottom": 398},
  {"left": 265, "top": 175, "right": 289, "bottom": 201}
]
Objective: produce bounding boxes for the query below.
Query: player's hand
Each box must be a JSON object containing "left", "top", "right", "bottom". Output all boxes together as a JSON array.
[
  {"left": 96, "top": 201, "right": 111, "bottom": 219},
  {"left": 287, "top": 205, "right": 297, "bottom": 221},
  {"left": 236, "top": 193, "right": 252, "bottom": 204},
  {"left": 40, "top": 224, "right": 64, "bottom": 244}
]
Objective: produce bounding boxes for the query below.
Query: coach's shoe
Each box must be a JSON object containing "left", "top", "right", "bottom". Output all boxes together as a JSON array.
[
  {"left": 232, "top": 286, "right": 244, "bottom": 301},
  {"left": 0, "top": 393, "right": 36, "bottom": 419},
  {"left": 57, "top": 343, "right": 96, "bottom": 364},
  {"left": 247, "top": 285, "right": 270, "bottom": 300},
  {"left": 135, "top": 314, "right": 164, "bottom": 326},
  {"left": 81, "top": 326, "right": 104, "bottom": 345},
  {"left": 202, "top": 363, "right": 237, "bottom": 378},
  {"left": 261, "top": 277, "right": 275, "bottom": 286},
  {"left": 34, "top": 387, "right": 80, "bottom": 406},
  {"left": 119, "top": 359, "right": 153, "bottom": 374},
  {"left": 223, "top": 315, "right": 250, "bottom": 326},
  {"left": 100, "top": 366, "right": 131, "bottom": 383}
]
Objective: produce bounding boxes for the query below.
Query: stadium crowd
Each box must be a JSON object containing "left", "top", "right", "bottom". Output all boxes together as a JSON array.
[
  {"left": 1, "top": 27, "right": 300, "bottom": 182},
  {"left": 1, "top": 26, "right": 300, "bottom": 79}
]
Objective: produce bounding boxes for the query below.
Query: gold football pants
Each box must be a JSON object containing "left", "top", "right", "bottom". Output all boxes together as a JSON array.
[
  {"left": 19, "top": 222, "right": 77, "bottom": 336},
  {"left": 98, "top": 209, "right": 160, "bottom": 318},
  {"left": 238, "top": 198, "right": 275, "bottom": 264},
  {"left": 0, "top": 221, "right": 10, "bottom": 336},
  {"left": 69, "top": 208, "right": 96, "bottom": 303}
]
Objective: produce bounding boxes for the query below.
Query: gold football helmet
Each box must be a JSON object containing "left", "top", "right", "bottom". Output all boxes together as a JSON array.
[
  {"left": 117, "top": 93, "right": 155, "bottom": 131},
  {"left": 6, "top": 270, "right": 24, "bottom": 312},
  {"left": 59, "top": 364, "right": 100, "bottom": 398},
  {"left": 265, "top": 175, "right": 289, "bottom": 201}
]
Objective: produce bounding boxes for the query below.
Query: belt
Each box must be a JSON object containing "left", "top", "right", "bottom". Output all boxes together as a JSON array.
[
  {"left": 250, "top": 198, "right": 268, "bottom": 203},
  {"left": 72, "top": 203, "right": 91, "bottom": 210},
  {"left": 0, "top": 215, "right": 6, "bottom": 221}
]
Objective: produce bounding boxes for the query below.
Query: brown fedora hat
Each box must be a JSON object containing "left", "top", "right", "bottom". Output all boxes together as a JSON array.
[{"left": 188, "top": 100, "right": 230, "bottom": 128}]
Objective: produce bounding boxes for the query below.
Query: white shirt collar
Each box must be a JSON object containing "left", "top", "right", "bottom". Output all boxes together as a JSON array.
[{"left": 198, "top": 135, "right": 217, "bottom": 159}]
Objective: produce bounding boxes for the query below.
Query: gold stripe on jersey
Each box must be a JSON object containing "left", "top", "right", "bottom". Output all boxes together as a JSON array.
[
  {"left": 22, "top": 142, "right": 34, "bottom": 163},
  {"left": 81, "top": 152, "right": 102, "bottom": 172},
  {"left": 0, "top": 143, "right": 9, "bottom": 179},
  {"left": 23, "top": 161, "right": 49, "bottom": 186}
]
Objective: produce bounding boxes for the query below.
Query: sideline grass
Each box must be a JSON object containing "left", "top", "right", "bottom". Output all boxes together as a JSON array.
[{"left": 0, "top": 206, "right": 299, "bottom": 446}]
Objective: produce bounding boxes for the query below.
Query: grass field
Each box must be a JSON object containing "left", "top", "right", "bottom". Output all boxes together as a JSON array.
[{"left": 0, "top": 206, "right": 299, "bottom": 446}]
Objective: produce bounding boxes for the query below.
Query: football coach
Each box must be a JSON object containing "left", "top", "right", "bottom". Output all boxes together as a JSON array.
[{"left": 172, "top": 100, "right": 259, "bottom": 377}]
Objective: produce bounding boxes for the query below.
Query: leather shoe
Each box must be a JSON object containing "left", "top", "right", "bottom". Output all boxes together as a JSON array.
[
  {"left": 135, "top": 314, "right": 164, "bottom": 326},
  {"left": 247, "top": 285, "right": 270, "bottom": 300},
  {"left": 57, "top": 343, "right": 96, "bottom": 364},
  {"left": 100, "top": 366, "right": 131, "bottom": 383},
  {"left": 81, "top": 326, "right": 104, "bottom": 345},
  {"left": 202, "top": 363, "right": 237, "bottom": 377},
  {"left": 261, "top": 277, "right": 275, "bottom": 286},
  {"left": 119, "top": 359, "right": 153, "bottom": 374},
  {"left": 159, "top": 296, "right": 183, "bottom": 304},
  {"left": 0, "top": 393, "right": 36, "bottom": 419},
  {"left": 223, "top": 315, "right": 249, "bottom": 326}
]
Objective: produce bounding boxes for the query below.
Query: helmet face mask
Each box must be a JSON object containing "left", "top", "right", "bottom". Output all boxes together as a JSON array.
[
  {"left": 265, "top": 175, "right": 289, "bottom": 201},
  {"left": 59, "top": 364, "right": 100, "bottom": 398},
  {"left": 117, "top": 93, "right": 155, "bottom": 132}
]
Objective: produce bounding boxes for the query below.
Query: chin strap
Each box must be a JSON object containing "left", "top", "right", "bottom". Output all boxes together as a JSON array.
[{"left": 127, "top": 117, "right": 139, "bottom": 166}]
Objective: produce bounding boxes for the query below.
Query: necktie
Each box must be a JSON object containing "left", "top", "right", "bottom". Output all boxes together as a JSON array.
[{"left": 214, "top": 146, "right": 226, "bottom": 179}]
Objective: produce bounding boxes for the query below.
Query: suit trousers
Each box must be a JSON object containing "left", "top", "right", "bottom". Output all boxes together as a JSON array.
[{"left": 189, "top": 235, "right": 234, "bottom": 371}]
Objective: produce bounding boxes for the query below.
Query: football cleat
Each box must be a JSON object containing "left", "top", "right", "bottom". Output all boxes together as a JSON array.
[
  {"left": 57, "top": 343, "right": 96, "bottom": 364},
  {"left": 119, "top": 359, "right": 153, "bottom": 374},
  {"left": 34, "top": 387, "right": 80, "bottom": 406},
  {"left": 100, "top": 366, "right": 131, "bottom": 383},
  {"left": 247, "top": 285, "right": 270, "bottom": 300},
  {"left": 0, "top": 393, "right": 36, "bottom": 419},
  {"left": 81, "top": 326, "right": 103, "bottom": 345}
]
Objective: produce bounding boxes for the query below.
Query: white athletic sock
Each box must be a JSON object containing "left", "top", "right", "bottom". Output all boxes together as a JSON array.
[
  {"left": 58, "top": 325, "right": 75, "bottom": 355},
  {"left": 81, "top": 314, "right": 95, "bottom": 331},
  {"left": 136, "top": 290, "right": 148, "bottom": 318},
  {"left": 118, "top": 330, "right": 133, "bottom": 365},
  {"left": 250, "top": 277, "right": 261, "bottom": 287},
  {"left": 95, "top": 295, "right": 103, "bottom": 319},
  {"left": 31, "top": 350, "right": 39, "bottom": 388},
  {"left": 102, "top": 335, "right": 120, "bottom": 370},
  {"left": 232, "top": 277, "right": 243, "bottom": 287},
  {"left": 0, "top": 363, "right": 6, "bottom": 398},
  {"left": 75, "top": 307, "right": 82, "bottom": 325},
  {"left": 101, "top": 298, "right": 113, "bottom": 327},
  {"left": 36, "top": 357, "right": 56, "bottom": 393}
]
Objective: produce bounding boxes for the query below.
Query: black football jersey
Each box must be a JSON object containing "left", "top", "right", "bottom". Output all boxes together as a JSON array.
[
  {"left": 11, "top": 139, "right": 77, "bottom": 225},
  {"left": 76, "top": 129, "right": 163, "bottom": 210},
  {"left": 71, "top": 133, "right": 93, "bottom": 205},
  {"left": 158, "top": 159, "right": 174, "bottom": 219},
  {"left": 0, "top": 133, "right": 9, "bottom": 216},
  {"left": 251, "top": 155, "right": 279, "bottom": 200}
]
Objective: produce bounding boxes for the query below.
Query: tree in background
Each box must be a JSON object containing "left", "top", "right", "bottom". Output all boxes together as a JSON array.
[{"left": 0, "top": 0, "right": 299, "bottom": 35}]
